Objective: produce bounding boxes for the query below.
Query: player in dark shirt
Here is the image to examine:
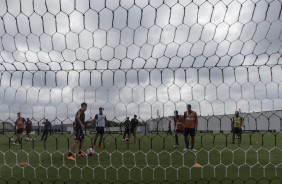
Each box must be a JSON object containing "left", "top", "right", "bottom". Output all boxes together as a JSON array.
[
  {"left": 130, "top": 115, "right": 139, "bottom": 143},
  {"left": 25, "top": 118, "right": 32, "bottom": 141},
  {"left": 67, "top": 102, "right": 87, "bottom": 161},
  {"left": 41, "top": 119, "right": 51, "bottom": 141},
  {"left": 123, "top": 117, "right": 130, "bottom": 141}
]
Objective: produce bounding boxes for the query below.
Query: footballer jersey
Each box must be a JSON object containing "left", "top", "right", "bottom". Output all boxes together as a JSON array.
[
  {"left": 16, "top": 117, "right": 25, "bottom": 129},
  {"left": 232, "top": 116, "right": 242, "bottom": 128},
  {"left": 130, "top": 118, "right": 139, "bottom": 129},
  {"left": 184, "top": 111, "right": 197, "bottom": 129},
  {"left": 26, "top": 120, "right": 32, "bottom": 130},
  {"left": 75, "top": 109, "right": 85, "bottom": 129},
  {"left": 96, "top": 114, "right": 106, "bottom": 127},
  {"left": 124, "top": 119, "right": 130, "bottom": 130},
  {"left": 175, "top": 116, "right": 184, "bottom": 130}
]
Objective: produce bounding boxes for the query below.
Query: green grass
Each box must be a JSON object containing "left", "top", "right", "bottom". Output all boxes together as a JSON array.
[{"left": 0, "top": 132, "right": 282, "bottom": 183}]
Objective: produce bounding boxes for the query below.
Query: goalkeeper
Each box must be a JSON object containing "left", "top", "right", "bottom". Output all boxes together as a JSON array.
[{"left": 231, "top": 111, "right": 244, "bottom": 144}]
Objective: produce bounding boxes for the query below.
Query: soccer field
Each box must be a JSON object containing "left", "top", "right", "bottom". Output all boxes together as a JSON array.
[{"left": 0, "top": 132, "right": 282, "bottom": 183}]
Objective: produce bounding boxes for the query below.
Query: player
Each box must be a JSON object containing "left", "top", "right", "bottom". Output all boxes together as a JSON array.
[
  {"left": 130, "top": 115, "right": 139, "bottom": 143},
  {"left": 173, "top": 110, "right": 184, "bottom": 148},
  {"left": 25, "top": 118, "right": 32, "bottom": 141},
  {"left": 92, "top": 107, "right": 107, "bottom": 148},
  {"left": 41, "top": 119, "right": 51, "bottom": 141},
  {"left": 231, "top": 111, "right": 244, "bottom": 144},
  {"left": 13, "top": 112, "right": 25, "bottom": 145},
  {"left": 123, "top": 117, "right": 130, "bottom": 141},
  {"left": 183, "top": 104, "right": 198, "bottom": 152},
  {"left": 67, "top": 102, "right": 88, "bottom": 161}
]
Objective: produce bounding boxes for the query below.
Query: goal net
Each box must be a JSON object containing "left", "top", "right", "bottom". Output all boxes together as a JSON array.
[{"left": 0, "top": 0, "right": 282, "bottom": 183}]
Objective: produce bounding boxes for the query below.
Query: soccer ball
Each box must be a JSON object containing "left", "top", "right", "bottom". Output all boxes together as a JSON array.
[
  {"left": 10, "top": 138, "right": 14, "bottom": 142},
  {"left": 25, "top": 137, "right": 30, "bottom": 141},
  {"left": 87, "top": 148, "right": 94, "bottom": 156}
]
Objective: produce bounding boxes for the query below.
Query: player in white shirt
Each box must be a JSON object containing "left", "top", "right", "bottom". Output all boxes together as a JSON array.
[{"left": 92, "top": 107, "right": 107, "bottom": 148}]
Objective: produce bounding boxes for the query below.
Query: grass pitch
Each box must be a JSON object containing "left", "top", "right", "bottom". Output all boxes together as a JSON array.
[{"left": 0, "top": 132, "right": 282, "bottom": 183}]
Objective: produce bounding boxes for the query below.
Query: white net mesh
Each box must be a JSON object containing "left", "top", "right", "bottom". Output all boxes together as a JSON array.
[{"left": 0, "top": 0, "right": 282, "bottom": 183}]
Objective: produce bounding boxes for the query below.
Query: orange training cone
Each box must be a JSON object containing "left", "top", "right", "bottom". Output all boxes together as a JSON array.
[
  {"left": 193, "top": 163, "right": 202, "bottom": 168},
  {"left": 19, "top": 162, "right": 28, "bottom": 166}
]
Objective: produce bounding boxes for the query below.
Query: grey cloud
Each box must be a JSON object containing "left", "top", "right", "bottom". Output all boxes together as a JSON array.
[{"left": 0, "top": 0, "right": 282, "bottom": 123}]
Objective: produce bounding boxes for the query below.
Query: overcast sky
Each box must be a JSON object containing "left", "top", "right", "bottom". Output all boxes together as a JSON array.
[{"left": 0, "top": 0, "right": 281, "bottom": 124}]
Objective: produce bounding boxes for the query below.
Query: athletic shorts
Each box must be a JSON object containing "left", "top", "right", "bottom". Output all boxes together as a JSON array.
[
  {"left": 124, "top": 128, "right": 130, "bottom": 134},
  {"left": 75, "top": 128, "right": 84, "bottom": 140},
  {"left": 96, "top": 127, "right": 104, "bottom": 135},
  {"left": 233, "top": 127, "right": 242, "bottom": 134},
  {"left": 175, "top": 129, "right": 183, "bottom": 134},
  {"left": 130, "top": 127, "right": 137, "bottom": 134},
  {"left": 26, "top": 129, "right": 31, "bottom": 135},
  {"left": 43, "top": 129, "right": 49, "bottom": 134},
  {"left": 17, "top": 128, "right": 24, "bottom": 135},
  {"left": 184, "top": 128, "right": 196, "bottom": 137}
]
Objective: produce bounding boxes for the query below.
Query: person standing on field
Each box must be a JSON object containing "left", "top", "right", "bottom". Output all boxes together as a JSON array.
[
  {"left": 13, "top": 112, "right": 25, "bottom": 145},
  {"left": 25, "top": 118, "right": 32, "bottom": 141},
  {"left": 130, "top": 115, "right": 139, "bottom": 143},
  {"left": 123, "top": 117, "right": 131, "bottom": 141},
  {"left": 92, "top": 107, "right": 107, "bottom": 149},
  {"left": 67, "top": 102, "right": 88, "bottom": 161},
  {"left": 183, "top": 104, "right": 198, "bottom": 152},
  {"left": 173, "top": 110, "right": 184, "bottom": 148},
  {"left": 231, "top": 111, "right": 244, "bottom": 144},
  {"left": 41, "top": 119, "right": 51, "bottom": 141}
]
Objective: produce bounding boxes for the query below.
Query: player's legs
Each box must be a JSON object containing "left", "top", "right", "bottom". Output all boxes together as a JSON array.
[
  {"left": 93, "top": 134, "right": 99, "bottom": 148},
  {"left": 98, "top": 128, "right": 104, "bottom": 147},
  {"left": 98, "top": 134, "right": 103, "bottom": 146},
  {"left": 183, "top": 128, "right": 190, "bottom": 150},
  {"left": 77, "top": 131, "right": 86, "bottom": 156},
  {"left": 232, "top": 128, "right": 240, "bottom": 144},
  {"left": 238, "top": 128, "right": 242, "bottom": 144},
  {"left": 26, "top": 129, "right": 31, "bottom": 139},
  {"left": 69, "top": 140, "right": 79, "bottom": 154},
  {"left": 126, "top": 129, "right": 130, "bottom": 140},
  {"left": 14, "top": 129, "right": 23, "bottom": 144},
  {"left": 41, "top": 130, "right": 46, "bottom": 141},
  {"left": 44, "top": 130, "right": 49, "bottom": 140},
  {"left": 132, "top": 128, "right": 137, "bottom": 143},
  {"left": 232, "top": 129, "right": 235, "bottom": 144},
  {"left": 67, "top": 140, "right": 79, "bottom": 160},
  {"left": 174, "top": 131, "right": 179, "bottom": 147},
  {"left": 14, "top": 133, "right": 19, "bottom": 144},
  {"left": 123, "top": 129, "right": 128, "bottom": 140},
  {"left": 190, "top": 128, "right": 196, "bottom": 150},
  {"left": 78, "top": 131, "right": 84, "bottom": 151},
  {"left": 93, "top": 127, "right": 101, "bottom": 147},
  {"left": 67, "top": 129, "right": 81, "bottom": 160}
]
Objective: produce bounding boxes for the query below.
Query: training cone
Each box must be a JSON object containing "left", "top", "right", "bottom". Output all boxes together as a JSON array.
[
  {"left": 19, "top": 162, "right": 28, "bottom": 166},
  {"left": 193, "top": 163, "right": 202, "bottom": 168}
]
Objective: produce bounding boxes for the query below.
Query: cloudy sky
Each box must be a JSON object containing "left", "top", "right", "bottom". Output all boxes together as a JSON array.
[{"left": 0, "top": 0, "right": 281, "bottom": 124}]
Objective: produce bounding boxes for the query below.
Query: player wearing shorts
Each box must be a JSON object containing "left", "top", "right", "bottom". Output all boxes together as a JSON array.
[
  {"left": 173, "top": 110, "right": 184, "bottom": 148},
  {"left": 130, "top": 115, "right": 139, "bottom": 143},
  {"left": 25, "top": 118, "right": 32, "bottom": 141},
  {"left": 92, "top": 107, "right": 107, "bottom": 148},
  {"left": 183, "top": 104, "right": 198, "bottom": 152},
  {"left": 41, "top": 119, "right": 51, "bottom": 141},
  {"left": 67, "top": 102, "right": 87, "bottom": 161},
  {"left": 13, "top": 112, "right": 25, "bottom": 145},
  {"left": 123, "top": 117, "right": 131, "bottom": 141},
  {"left": 231, "top": 111, "right": 244, "bottom": 144}
]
